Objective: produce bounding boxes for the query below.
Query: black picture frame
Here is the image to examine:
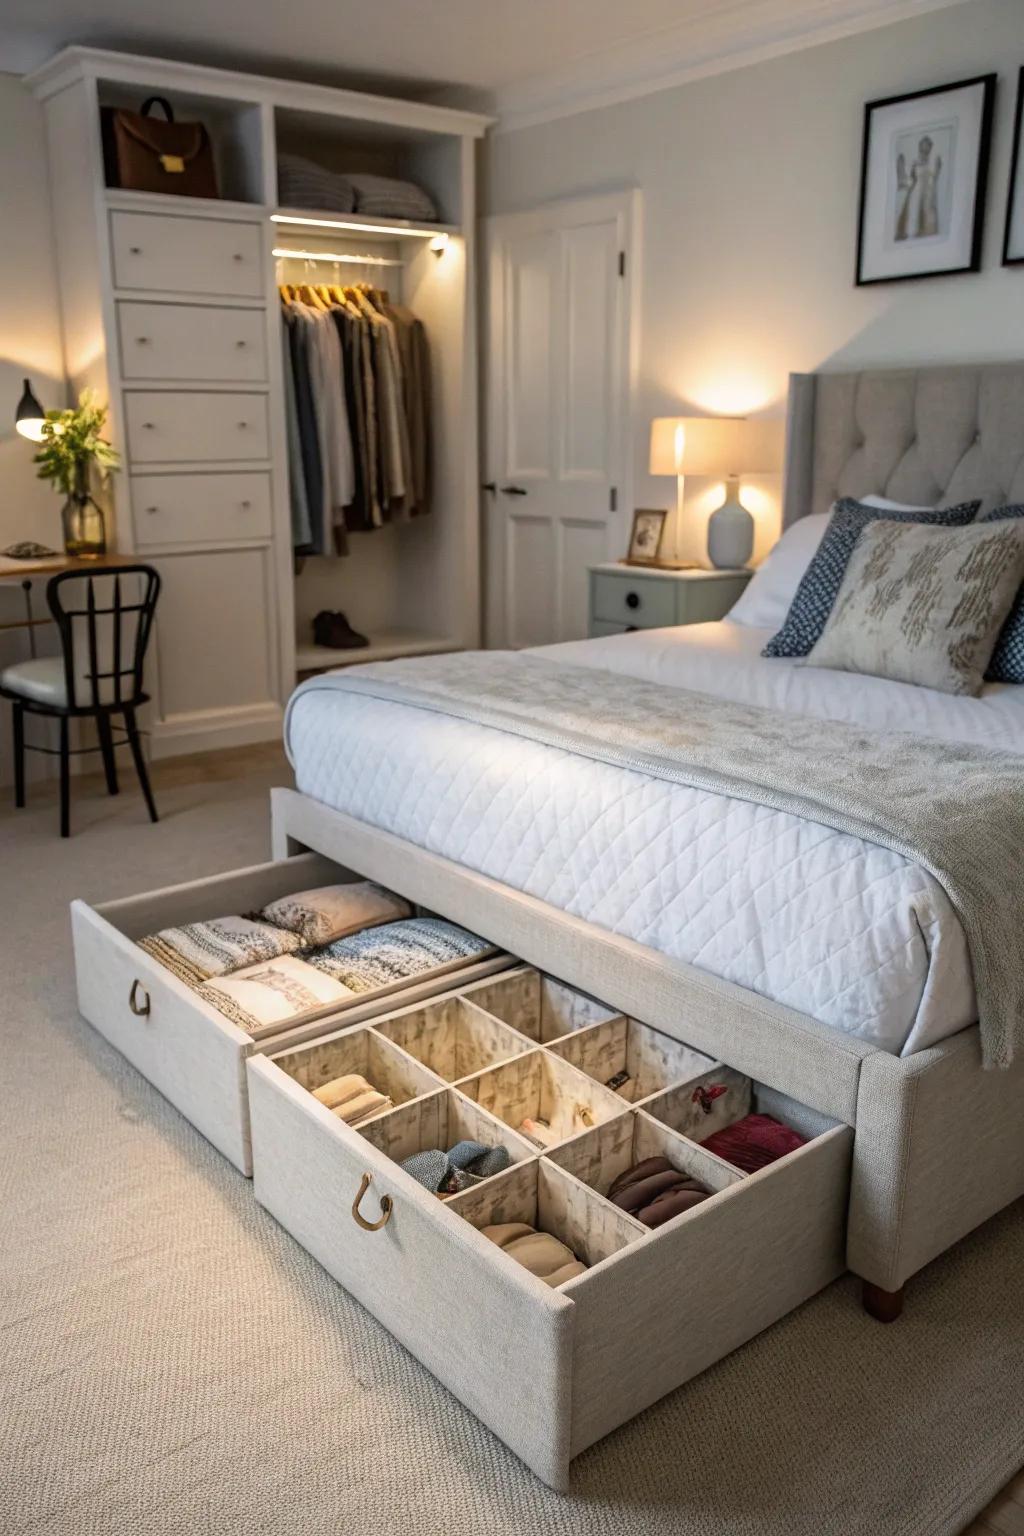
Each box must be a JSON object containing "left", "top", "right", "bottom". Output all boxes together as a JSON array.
[
  {"left": 855, "top": 73, "right": 997, "bottom": 286},
  {"left": 1002, "top": 67, "right": 1024, "bottom": 267}
]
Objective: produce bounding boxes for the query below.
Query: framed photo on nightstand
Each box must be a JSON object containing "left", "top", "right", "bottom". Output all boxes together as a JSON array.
[{"left": 625, "top": 508, "right": 668, "bottom": 566}]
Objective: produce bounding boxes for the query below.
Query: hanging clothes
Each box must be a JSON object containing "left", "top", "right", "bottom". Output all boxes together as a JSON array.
[{"left": 278, "top": 278, "right": 431, "bottom": 553}]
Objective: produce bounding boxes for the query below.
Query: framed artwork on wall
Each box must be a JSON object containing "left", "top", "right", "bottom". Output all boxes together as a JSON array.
[
  {"left": 1003, "top": 67, "right": 1024, "bottom": 266},
  {"left": 855, "top": 74, "right": 996, "bottom": 285}
]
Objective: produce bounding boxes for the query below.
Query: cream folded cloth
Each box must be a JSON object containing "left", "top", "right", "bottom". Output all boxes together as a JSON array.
[
  {"left": 481, "top": 1221, "right": 587, "bottom": 1287},
  {"left": 313, "top": 1072, "right": 392, "bottom": 1127},
  {"left": 259, "top": 881, "right": 411, "bottom": 947}
]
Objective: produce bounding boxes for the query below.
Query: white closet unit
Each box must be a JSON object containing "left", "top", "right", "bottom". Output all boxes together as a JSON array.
[{"left": 28, "top": 47, "right": 489, "bottom": 757}]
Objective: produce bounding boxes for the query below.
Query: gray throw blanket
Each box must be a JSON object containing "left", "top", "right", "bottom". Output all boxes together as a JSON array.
[{"left": 288, "top": 652, "right": 1024, "bottom": 1068}]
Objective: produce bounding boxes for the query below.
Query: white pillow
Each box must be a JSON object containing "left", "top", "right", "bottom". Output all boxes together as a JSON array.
[
  {"left": 727, "top": 513, "right": 829, "bottom": 629},
  {"left": 860, "top": 494, "right": 935, "bottom": 512}
]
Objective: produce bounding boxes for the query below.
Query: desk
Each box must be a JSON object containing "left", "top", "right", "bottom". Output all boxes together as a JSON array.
[{"left": 0, "top": 554, "right": 118, "bottom": 657}]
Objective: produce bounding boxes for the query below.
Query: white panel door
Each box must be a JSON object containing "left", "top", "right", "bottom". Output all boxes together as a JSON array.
[{"left": 484, "top": 192, "right": 637, "bottom": 648}]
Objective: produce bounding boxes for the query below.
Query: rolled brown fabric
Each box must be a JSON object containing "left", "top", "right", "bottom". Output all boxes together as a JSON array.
[{"left": 608, "top": 1156, "right": 711, "bottom": 1228}]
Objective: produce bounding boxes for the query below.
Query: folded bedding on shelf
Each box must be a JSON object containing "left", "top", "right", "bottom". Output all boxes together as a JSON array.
[
  {"left": 138, "top": 916, "right": 302, "bottom": 987},
  {"left": 259, "top": 880, "right": 411, "bottom": 946},
  {"left": 481, "top": 1222, "right": 587, "bottom": 1287},
  {"left": 201, "top": 954, "right": 356, "bottom": 1032},
  {"left": 347, "top": 172, "right": 437, "bottom": 221},
  {"left": 303, "top": 916, "right": 494, "bottom": 993}
]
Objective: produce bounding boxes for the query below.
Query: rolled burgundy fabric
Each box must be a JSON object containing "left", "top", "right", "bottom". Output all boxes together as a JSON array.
[
  {"left": 607, "top": 1156, "right": 711, "bottom": 1228},
  {"left": 699, "top": 1112, "right": 807, "bottom": 1172}
]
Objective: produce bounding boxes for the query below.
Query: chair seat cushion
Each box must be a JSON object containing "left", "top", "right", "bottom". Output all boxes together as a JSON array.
[{"left": 0, "top": 656, "right": 67, "bottom": 706}]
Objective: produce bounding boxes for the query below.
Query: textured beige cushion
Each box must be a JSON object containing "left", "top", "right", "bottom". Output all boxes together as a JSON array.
[{"left": 806, "top": 518, "right": 1024, "bottom": 695}]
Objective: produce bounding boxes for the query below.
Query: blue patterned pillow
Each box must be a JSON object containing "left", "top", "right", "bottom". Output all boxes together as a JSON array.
[
  {"left": 762, "top": 497, "right": 981, "bottom": 658},
  {"left": 979, "top": 504, "right": 1024, "bottom": 683}
]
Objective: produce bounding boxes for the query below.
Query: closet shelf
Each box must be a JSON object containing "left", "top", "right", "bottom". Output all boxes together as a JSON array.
[
  {"left": 295, "top": 630, "right": 459, "bottom": 674},
  {"left": 271, "top": 207, "right": 460, "bottom": 240},
  {"left": 105, "top": 188, "right": 265, "bottom": 220}
]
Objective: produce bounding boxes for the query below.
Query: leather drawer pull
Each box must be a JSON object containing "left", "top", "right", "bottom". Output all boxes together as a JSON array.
[
  {"left": 352, "top": 1172, "right": 393, "bottom": 1232},
  {"left": 128, "top": 979, "right": 151, "bottom": 1017}
]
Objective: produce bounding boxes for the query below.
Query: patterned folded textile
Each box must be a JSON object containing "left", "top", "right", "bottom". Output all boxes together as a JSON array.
[
  {"left": 138, "top": 916, "right": 302, "bottom": 987},
  {"left": 347, "top": 172, "right": 437, "bottom": 222},
  {"left": 401, "top": 1140, "right": 510, "bottom": 1196},
  {"left": 200, "top": 955, "right": 355, "bottom": 1034},
  {"left": 260, "top": 881, "right": 411, "bottom": 947},
  {"left": 607, "top": 1156, "right": 711, "bottom": 1228},
  {"left": 302, "top": 917, "right": 493, "bottom": 994},
  {"left": 277, "top": 152, "right": 355, "bottom": 213},
  {"left": 312, "top": 1073, "right": 393, "bottom": 1126},
  {"left": 481, "top": 1222, "right": 587, "bottom": 1287},
  {"left": 699, "top": 1113, "right": 807, "bottom": 1173}
]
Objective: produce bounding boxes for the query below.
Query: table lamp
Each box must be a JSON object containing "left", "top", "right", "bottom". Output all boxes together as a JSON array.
[{"left": 650, "top": 415, "right": 784, "bottom": 569}]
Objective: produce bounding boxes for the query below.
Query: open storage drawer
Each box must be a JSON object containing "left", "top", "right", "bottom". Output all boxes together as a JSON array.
[
  {"left": 248, "top": 964, "right": 853, "bottom": 1489},
  {"left": 70, "top": 853, "right": 511, "bottom": 1175}
]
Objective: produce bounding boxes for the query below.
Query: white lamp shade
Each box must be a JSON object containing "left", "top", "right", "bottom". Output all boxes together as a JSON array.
[{"left": 650, "top": 415, "right": 783, "bottom": 477}]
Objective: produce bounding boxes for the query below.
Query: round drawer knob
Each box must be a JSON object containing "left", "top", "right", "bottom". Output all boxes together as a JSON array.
[
  {"left": 145, "top": 505, "right": 158, "bottom": 514},
  {"left": 235, "top": 339, "right": 247, "bottom": 348},
  {"left": 129, "top": 245, "right": 142, "bottom": 255},
  {"left": 136, "top": 337, "right": 150, "bottom": 345},
  {"left": 232, "top": 253, "right": 244, "bottom": 262},
  {"left": 142, "top": 422, "right": 155, "bottom": 430},
  {"left": 625, "top": 591, "right": 641, "bottom": 610},
  {"left": 240, "top": 499, "right": 252, "bottom": 509},
  {"left": 237, "top": 420, "right": 249, "bottom": 430}
]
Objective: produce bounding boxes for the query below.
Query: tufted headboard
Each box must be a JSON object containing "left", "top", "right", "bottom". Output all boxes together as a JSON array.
[{"left": 782, "top": 363, "right": 1024, "bottom": 526}]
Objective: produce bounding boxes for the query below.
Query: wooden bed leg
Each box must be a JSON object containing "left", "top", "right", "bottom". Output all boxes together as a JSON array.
[{"left": 862, "top": 1280, "right": 905, "bottom": 1323}]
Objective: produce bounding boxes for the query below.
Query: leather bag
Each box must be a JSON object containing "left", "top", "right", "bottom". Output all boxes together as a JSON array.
[{"left": 101, "top": 96, "right": 218, "bottom": 199}]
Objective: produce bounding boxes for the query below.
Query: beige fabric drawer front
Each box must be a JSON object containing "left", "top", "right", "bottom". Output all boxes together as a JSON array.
[
  {"left": 592, "top": 571, "right": 676, "bottom": 627},
  {"left": 118, "top": 303, "right": 268, "bottom": 383},
  {"left": 248, "top": 972, "right": 852, "bottom": 1490},
  {"left": 132, "top": 472, "right": 272, "bottom": 548},
  {"left": 124, "top": 391, "right": 270, "bottom": 463},
  {"left": 110, "top": 211, "right": 264, "bottom": 297},
  {"left": 70, "top": 853, "right": 512, "bottom": 1176}
]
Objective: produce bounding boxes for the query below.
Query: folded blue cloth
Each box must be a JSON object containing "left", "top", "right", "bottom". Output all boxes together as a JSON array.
[{"left": 401, "top": 1140, "right": 510, "bottom": 1195}]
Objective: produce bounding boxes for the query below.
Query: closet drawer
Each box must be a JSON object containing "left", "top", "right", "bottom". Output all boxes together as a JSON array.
[
  {"left": 132, "top": 472, "right": 272, "bottom": 548},
  {"left": 124, "top": 391, "right": 270, "bottom": 463},
  {"left": 118, "top": 303, "right": 268, "bottom": 383},
  {"left": 110, "top": 211, "right": 264, "bottom": 298},
  {"left": 248, "top": 964, "right": 852, "bottom": 1490},
  {"left": 592, "top": 571, "right": 676, "bottom": 628},
  {"left": 70, "top": 853, "right": 512, "bottom": 1176}
]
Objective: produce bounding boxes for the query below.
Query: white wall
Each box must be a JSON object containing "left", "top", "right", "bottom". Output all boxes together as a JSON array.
[
  {"left": 482, "top": 0, "right": 1024, "bottom": 563},
  {"left": 0, "top": 72, "right": 65, "bottom": 551}
]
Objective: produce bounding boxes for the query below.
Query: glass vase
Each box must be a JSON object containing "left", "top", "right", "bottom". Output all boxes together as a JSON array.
[{"left": 61, "top": 466, "right": 106, "bottom": 559}]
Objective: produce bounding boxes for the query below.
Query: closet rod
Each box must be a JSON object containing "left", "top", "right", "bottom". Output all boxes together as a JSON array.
[{"left": 273, "top": 246, "right": 404, "bottom": 268}]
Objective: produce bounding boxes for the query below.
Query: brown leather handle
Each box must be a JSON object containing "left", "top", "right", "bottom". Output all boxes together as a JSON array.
[
  {"left": 351, "top": 1172, "right": 393, "bottom": 1232},
  {"left": 128, "top": 979, "right": 151, "bottom": 1018}
]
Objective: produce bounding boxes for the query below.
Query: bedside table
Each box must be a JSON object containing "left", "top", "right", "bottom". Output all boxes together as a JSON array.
[{"left": 588, "top": 563, "right": 752, "bottom": 637}]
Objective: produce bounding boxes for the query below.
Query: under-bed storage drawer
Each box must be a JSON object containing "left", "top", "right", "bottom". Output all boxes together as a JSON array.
[
  {"left": 70, "top": 854, "right": 511, "bottom": 1176},
  {"left": 248, "top": 964, "right": 852, "bottom": 1489}
]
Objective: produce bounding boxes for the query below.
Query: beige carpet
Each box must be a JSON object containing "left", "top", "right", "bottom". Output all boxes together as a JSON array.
[{"left": 1, "top": 749, "right": 1023, "bottom": 1536}]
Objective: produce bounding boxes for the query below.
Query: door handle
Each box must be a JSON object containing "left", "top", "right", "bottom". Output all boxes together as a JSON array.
[
  {"left": 481, "top": 481, "right": 496, "bottom": 494},
  {"left": 501, "top": 485, "right": 528, "bottom": 496}
]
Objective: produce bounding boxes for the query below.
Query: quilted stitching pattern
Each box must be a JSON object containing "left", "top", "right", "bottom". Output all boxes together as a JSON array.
[
  {"left": 288, "top": 693, "right": 976, "bottom": 1056},
  {"left": 763, "top": 498, "right": 981, "bottom": 658},
  {"left": 980, "top": 504, "right": 1024, "bottom": 683}
]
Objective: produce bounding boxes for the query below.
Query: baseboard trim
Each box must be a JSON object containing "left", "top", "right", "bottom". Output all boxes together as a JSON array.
[{"left": 149, "top": 702, "right": 284, "bottom": 759}]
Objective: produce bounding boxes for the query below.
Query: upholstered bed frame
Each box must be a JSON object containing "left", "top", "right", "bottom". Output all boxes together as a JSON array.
[{"left": 272, "top": 361, "right": 1024, "bottom": 1320}]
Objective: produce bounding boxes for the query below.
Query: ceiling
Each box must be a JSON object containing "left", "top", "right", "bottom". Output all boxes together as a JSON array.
[{"left": 2, "top": 0, "right": 968, "bottom": 127}]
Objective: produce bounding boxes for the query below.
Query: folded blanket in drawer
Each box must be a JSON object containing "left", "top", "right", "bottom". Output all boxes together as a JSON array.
[
  {"left": 302, "top": 916, "right": 494, "bottom": 993},
  {"left": 259, "top": 880, "right": 411, "bottom": 946},
  {"left": 200, "top": 955, "right": 355, "bottom": 1032},
  {"left": 138, "top": 916, "right": 302, "bottom": 987}
]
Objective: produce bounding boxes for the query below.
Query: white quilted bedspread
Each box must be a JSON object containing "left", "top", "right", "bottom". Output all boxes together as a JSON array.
[{"left": 286, "top": 623, "right": 1024, "bottom": 1055}]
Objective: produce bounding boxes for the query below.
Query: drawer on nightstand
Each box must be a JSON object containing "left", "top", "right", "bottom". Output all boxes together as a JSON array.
[{"left": 592, "top": 572, "right": 675, "bottom": 628}]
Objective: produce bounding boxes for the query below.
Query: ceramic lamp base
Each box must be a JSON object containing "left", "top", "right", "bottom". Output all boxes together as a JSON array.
[{"left": 707, "top": 481, "right": 753, "bottom": 569}]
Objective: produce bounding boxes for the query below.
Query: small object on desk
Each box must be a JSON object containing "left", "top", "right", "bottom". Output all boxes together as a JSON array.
[{"left": 1, "top": 542, "right": 59, "bottom": 561}]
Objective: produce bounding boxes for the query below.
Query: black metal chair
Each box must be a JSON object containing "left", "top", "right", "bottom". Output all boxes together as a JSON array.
[{"left": 0, "top": 565, "right": 161, "bottom": 837}]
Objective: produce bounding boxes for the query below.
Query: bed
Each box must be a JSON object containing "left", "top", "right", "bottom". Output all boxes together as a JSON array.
[{"left": 273, "top": 361, "right": 1024, "bottom": 1317}]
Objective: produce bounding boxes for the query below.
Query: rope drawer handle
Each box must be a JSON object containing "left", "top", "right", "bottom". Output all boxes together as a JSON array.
[
  {"left": 351, "top": 1172, "right": 393, "bottom": 1232},
  {"left": 128, "top": 980, "right": 151, "bottom": 1017}
]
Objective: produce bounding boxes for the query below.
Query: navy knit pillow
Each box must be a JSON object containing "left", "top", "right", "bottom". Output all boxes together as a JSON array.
[
  {"left": 980, "top": 504, "right": 1024, "bottom": 682},
  {"left": 762, "top": 497, "right": 981, "bottom": 658}
]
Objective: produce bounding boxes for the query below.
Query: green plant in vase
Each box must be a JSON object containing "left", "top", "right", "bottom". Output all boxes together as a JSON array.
[{"left": 34, "top": 390, "right": 120, "bottom": 559}]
